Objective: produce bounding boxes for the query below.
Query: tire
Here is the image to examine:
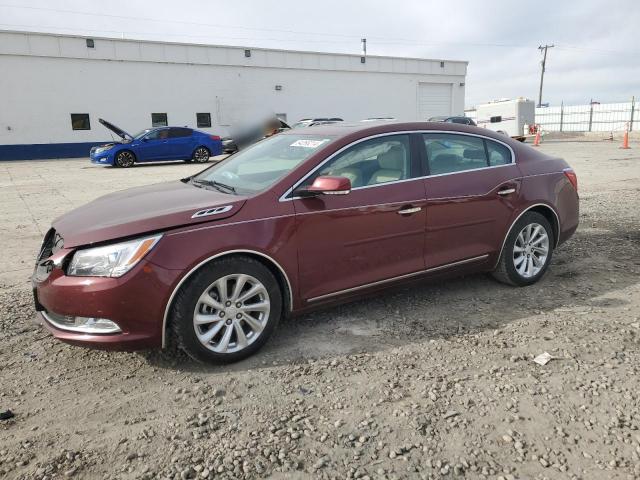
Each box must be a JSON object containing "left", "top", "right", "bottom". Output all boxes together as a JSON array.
[
  {"left": 170, "top": 256, "right": 282, "bottom": 364},
  {"left": 192, "top": 146, "right": 210, "bottom": 163},
  {"left": 491, "top": 211, "right": 554, "bottom": 286},
  {"left": 114, "top": 150, "right": 135, "bottom": 168}
]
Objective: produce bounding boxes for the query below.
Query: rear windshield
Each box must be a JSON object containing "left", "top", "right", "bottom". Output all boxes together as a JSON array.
[{"left": 192, "top": 134, "right": 335, "bottom": 195}]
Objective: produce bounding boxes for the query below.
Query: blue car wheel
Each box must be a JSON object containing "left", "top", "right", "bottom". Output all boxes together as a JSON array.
[
  {"left": 115, "top": 150, "right": 136, "bottom": 168},
  {"left": 193, "top": 146, "right": 210, "bottom": 163}
]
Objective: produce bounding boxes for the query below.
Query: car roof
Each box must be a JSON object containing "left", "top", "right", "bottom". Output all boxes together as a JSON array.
[{"left": 279, "top": 121, "right": 513, "bottom": 144}]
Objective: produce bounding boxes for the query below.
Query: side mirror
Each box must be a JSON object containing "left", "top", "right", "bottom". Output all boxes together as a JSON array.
[{"left": 296, "top": 176, "right": 351, "bottom": 197}]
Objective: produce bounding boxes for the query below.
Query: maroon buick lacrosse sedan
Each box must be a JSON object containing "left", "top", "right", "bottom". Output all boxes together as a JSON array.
[{"left": 33, "top": 122, "right": 579, "bottom": 363}]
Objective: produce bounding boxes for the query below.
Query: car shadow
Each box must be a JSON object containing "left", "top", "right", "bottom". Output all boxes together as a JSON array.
[{"left": 143, "top": 224, "right": 640, "bottom": 373}]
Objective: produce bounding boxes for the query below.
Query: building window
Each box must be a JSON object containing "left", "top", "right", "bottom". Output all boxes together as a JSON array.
[
  {"left": 86, "top": 38, "right": 95, "bottom": 48},
  {"left": 70, "top": 114, "right": 90, "bottom": 130},
  {"left": 244, "top": 49, "right": 251, "bottom": 58},
  {"left": 196, "top": 113, "right": 211, "bottom": 128},
  {"left": 151, "top": 113, "right": 168, "bottom": 127}
]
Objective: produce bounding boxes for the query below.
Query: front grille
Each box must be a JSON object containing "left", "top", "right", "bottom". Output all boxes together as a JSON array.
[{"left": 37, "top": 229, "right": 64, "bottom": 262}]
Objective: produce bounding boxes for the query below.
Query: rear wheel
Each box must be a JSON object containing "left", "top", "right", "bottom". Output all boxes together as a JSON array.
[
  {"left": 115, "top": 150, "right": 135, "bottom": 168},
  {"left": 170, "top": 257, "right": 282, "bottom": 363},
  {"left": 193, "top": 146, "right": 210, "bottom": 163},
  {"left": 492, "top": 212, "right": 554, "bottom": 286}
]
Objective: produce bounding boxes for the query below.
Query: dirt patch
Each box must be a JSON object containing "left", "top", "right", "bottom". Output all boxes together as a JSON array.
[{"left": 1, "top": 142, "right": 640, "bottom": 479}]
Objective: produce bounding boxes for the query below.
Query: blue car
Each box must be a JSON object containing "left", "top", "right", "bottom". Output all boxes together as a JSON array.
[{"left": 90, "top": 118, "right": 223, "bottom": 167}]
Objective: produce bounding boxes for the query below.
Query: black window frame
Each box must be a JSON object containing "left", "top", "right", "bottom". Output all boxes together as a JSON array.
[
  {"left": 70, "top": 113, "right": 91, "bottom": 131},
  {"left": 151, "top": 113, "right": 168, "bottom": 127},
  {"left": 196, "top": 112, "right": 211, "bottom": 128}
]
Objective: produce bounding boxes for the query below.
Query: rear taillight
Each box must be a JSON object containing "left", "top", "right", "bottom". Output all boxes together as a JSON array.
[
  {"left": 210, "top": 135, "right": 221, "bottom": 141},
  {"left": 563, "top": 168, "right": 578, "bottom": 191}
]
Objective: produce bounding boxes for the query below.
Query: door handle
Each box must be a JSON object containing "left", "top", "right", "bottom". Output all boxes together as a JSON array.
[
  {"left": 497, "top": 188, "right": 516, "bottom": 196},
  {"left": 397, "top": 206, "right": 422, "bottom": 215}
]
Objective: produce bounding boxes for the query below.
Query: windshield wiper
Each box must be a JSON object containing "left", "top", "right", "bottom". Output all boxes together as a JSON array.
[{"left": 191, "top": 179, "right": 236, "bottom": 194}]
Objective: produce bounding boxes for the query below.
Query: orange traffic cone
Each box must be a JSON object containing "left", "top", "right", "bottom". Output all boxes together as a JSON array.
[
  {"left": 533, "top": 127, "right": 541, "bottom": 147},
  {"left": 620, "top": 127, "right": 630, "bottom": 149}
]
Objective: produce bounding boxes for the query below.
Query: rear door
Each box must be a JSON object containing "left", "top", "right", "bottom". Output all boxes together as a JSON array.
[
  {"left": 291, "top": 133, "right": 427, "bottom": 303},
  {"left": 168, "top": 128, "right": 194, "bottom": 159},
  {"left": 421, "top": 133, "right": 521, "bottom": 268}
]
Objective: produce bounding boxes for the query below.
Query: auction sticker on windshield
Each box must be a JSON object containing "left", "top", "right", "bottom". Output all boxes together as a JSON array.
[{"left": 290, "top": 139, "right": 330, "bottom": 148}]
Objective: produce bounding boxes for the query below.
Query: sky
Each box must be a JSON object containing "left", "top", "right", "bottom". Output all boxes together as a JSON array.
[{"left": 1, "top": 0, "right": 638, "bottom": 108}]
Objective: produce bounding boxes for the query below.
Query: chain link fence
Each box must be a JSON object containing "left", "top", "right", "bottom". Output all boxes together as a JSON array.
[{"left": 535, "top": 98, "right": 638, "bottom": 133}]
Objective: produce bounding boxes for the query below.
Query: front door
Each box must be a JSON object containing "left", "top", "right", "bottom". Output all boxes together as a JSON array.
[
  {"left": 420, "top": 132, "right": 522, "bottom": 268},
  {"left": 291, "top": 134, "right": 427, "bottom": 302},
  {"left": 137, "top": 128, "right": 171, "bottom": 161}
]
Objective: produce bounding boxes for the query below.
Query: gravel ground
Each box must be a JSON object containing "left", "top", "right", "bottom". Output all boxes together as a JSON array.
[{"left": 1, "top": 140, "right": 639, "bottom": 480}]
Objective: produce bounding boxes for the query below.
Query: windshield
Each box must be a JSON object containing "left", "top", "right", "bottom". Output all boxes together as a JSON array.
[
  {"left": 192, "top": 134, "right": 334, "bottom": 195},
  {"left": 133, "top": 129, "right": 152, "bottom": 139}
]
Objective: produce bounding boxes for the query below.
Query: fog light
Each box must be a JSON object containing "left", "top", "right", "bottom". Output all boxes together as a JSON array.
[{"left": 43, "top": 311, "right": 121, "bottom": 334}]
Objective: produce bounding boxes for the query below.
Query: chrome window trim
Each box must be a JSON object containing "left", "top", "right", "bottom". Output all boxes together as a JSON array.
[
  {"left": 307, "top": 254, "right": 489, "bottom": 303},
  {"left": 279, "top": 130, "right": 516, "bottom": 202},
  {"left": 494, "top": 203, "right": 561, "bottom": 271},
  {"left": 161, "top": 249, "right": 293, "bottom": 348}
]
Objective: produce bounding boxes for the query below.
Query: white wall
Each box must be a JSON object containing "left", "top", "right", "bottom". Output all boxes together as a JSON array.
[{"left": 0, "top": 32, "right": 467, "bottom": 145}]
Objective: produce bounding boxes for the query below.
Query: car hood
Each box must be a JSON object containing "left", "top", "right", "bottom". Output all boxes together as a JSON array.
[
  {"left": 99, "top": 118, "right": 133, "bottom": 141},
  {"left": 53, "top": 181, "right": 247, "bottom": 247}
]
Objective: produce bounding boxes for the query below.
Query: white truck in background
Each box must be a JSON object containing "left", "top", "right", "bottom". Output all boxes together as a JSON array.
[{"left": 473, "top": 98, "right": 537, "bottom": 142}]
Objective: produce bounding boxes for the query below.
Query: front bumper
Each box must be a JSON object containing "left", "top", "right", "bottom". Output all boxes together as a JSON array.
[
  {"left": 89, "top": 150, "right": 114, "bottom": 165},
  {"left": 33, "top": 252, "right": 181, "bottom": 351}
]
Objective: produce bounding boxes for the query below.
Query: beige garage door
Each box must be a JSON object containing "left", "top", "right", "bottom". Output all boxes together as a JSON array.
[{"left": 417, "top": 82, "right": 452, "bottom": 120}]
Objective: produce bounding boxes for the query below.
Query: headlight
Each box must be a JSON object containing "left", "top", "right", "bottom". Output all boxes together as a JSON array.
[
  {"left": 67, "top": 234, "right": 161, "bottom": 277},
  {"left": 94, "top": 145, "right": 114, "bottom": 154}
]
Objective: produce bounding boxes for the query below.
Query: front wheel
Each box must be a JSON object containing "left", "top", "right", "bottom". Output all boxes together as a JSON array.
[
  {"left": 170, "top": 257, "right": 282, "bottom": 363},
  {"left": 115, "top": 150, "right": 135, "bottom": 168},
  {"left": 492, "top": 211, "right": 554, "bottom": 286},
  {"left": 192, "top": 146, "right": 210, "bottom": 163}
]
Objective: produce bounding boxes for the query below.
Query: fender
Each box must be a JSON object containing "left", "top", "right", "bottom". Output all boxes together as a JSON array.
[{"left": 494, "top": 203, "right": 561, "bottom": 270}]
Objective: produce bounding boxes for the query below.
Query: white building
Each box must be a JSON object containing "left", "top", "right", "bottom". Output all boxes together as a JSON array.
[{"left": 0, "top": 30, "right": 467, "bottom": 159}]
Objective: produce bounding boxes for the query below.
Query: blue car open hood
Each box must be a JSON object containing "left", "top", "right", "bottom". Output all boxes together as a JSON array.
[{"left": 99, "top": 118, "right": 133, "bottom": 141}]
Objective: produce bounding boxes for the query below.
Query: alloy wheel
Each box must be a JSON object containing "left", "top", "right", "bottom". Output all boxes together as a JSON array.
[
  {"left": 193, "top": 274, "right": 270, "bottom": 354},
  {"left": 194, "top": 147, "right": 210, "bottom": 163},
  {"left": 513, "top": 222, "right": 549, "bottom": 278},
  {"left": 116, "top": 151, "right": 135, "bottom": 167}
]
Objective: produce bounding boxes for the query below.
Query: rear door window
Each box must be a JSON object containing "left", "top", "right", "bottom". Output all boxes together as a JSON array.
[
  {"left": 423, "top": 134, "right": 487, "bottom": 175},
  {"left": 486, "top": 139, "right": 512, "bottom": 166},
  {"left": 169, "top": 128, "right": 192, "bottom": 138}
]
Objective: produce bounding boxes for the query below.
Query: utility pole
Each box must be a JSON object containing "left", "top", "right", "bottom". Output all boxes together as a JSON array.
[{"left": 537, "top": 44, "right": 554, "bottom": 107}]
